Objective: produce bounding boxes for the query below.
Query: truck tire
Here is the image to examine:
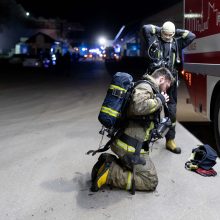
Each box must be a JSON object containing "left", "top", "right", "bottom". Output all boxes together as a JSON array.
[{"left": 213, "top": 94, "right": 220, "bottom": 155}]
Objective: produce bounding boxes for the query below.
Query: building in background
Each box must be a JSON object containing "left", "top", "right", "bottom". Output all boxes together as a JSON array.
[
  {"left": 0, "top": 1, "right": 85, "bottom": 57},
  {"left": 25, "top": 32, "right": 55, "bottom": 56}
]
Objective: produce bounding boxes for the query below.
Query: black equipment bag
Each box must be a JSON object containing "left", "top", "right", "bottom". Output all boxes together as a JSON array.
[{"left": 191, "top": 144, "right": 218, "bottom": 170}]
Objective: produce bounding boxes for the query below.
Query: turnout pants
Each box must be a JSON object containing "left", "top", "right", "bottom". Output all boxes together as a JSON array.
[
  {"left": 165, "top": 81, "right": 177, "bottom": 140},
  {"left": 107, "top": 142, "right": 158, "bottom": 191}
]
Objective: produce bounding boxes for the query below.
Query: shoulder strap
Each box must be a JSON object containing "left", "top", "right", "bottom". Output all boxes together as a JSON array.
[
  {"left": 134, "top": 80, "right": 160, "bottom": 94},
  {"left": 173, "top": 38, "right": 180, "bottom": 63}
]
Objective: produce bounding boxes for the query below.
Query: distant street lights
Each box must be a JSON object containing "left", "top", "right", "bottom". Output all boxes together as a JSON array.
[
  {"left": 98, "top": 36, "right": 107, "bottom": 50},
  {"left": 98, "top": 37, "right": 107, "bottom": 46}
]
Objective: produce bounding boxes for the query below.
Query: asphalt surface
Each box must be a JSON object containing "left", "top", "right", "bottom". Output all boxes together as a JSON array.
[{"left": 0, "top": 60, "right": 219, "bottom": 220}]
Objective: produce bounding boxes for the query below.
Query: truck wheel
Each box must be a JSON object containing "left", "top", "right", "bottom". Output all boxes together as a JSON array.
[{"left": 213, "top": 94, "right": 220, "bottom": 155}]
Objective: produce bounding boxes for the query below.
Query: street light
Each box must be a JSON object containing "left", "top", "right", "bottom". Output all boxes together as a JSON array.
[
  {"left": 98, "top": 37, "right": 107, "bottom": 46},
  {"left": 98, "top": 36, "right": 107, "bottom": 51},
  {"left": 26, "top": 12, "right": 30, "bottom": 17}
]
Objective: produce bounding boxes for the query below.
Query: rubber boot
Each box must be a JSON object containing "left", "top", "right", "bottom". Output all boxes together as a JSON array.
[
  {"left": 90, "top": 153, "right": 117, "bottom": 191},
  {"left": 90, "top": 161, "right": 110, "bottom": 192},
  {"left": 166, "top": 139, "right": 181, "bottom": 154}
]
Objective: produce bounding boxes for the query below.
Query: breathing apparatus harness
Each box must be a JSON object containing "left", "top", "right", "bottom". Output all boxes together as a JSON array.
[{"left": 147, "top": 34, "right": 181, "bottom": 86}]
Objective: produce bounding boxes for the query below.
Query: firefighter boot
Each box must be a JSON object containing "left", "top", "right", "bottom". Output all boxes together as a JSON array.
[
  {"left": 166, "top": 139, "right": 181, "bottom": 154},
  {"left": 90, "top": 153, "right": 117, "bottom": 192},
  {"left": 91, "top": 153, "right": 117, "bottom": 182},
  {"left": 90, "top": 161, "right": 110, "bottom": 192}
]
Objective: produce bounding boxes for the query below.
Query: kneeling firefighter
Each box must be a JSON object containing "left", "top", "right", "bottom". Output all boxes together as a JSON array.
[{"left": 91, "top": 67, "right": 174, "bottom": 193}]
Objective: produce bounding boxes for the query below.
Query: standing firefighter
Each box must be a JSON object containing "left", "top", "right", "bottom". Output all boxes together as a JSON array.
[
  {"left": 142, "top": 21, "right": 196, "bottom": 154},
  {"left": 90, "top": 67, "right": 174, "bottom": 193}
]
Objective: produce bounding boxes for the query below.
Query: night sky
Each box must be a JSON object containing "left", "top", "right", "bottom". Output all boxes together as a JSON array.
[{"left": 14, "top": 0, "right": 181, "bottom": 39}]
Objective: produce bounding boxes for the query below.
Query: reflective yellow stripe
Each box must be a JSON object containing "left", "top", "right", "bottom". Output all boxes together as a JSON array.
[
  {"left": 109, "top": 84, "right": 127, "bottom": 92},
  {"left": 115, "top": 139, "right": 146, "bottom": 154},
  {"left": 173, "top": 53, "right": 175, "bottom": 65},
  {"left": 148, "top": 99, "right": 158, "bottom": 114},
  {"left": 97, "top": 169, "right": 109, "bottom": 188},
  {"left": 101, "top": 106, "right": 120, "bottom": 118},
  {"left": 144, "top": 121, "right": 154, "bottom": 141},
  {"left": 126, "top": 171, "right": 132, "bottom": 190},
  {"left": 157, "top": 50, "right": 160, "bottom": 58},
  {"left": 151, "top": 25, "right": 156, "bottom": 34},
  {"left": 182, "top": 30, "right": 189, "bottom": 38}
]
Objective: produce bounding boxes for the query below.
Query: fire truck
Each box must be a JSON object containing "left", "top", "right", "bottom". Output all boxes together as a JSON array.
[{"left": 183, "top": 0, "right": 220, "bottom": 154}]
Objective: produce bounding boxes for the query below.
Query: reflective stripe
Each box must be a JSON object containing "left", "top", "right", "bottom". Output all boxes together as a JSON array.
[
  {"left": 151, "top": 25, "right": 156, "bottom": 34},
  {"left": 149, "top": 106, "right": 157, "bottom": 114},
  {"left": 148, "top": 99, "right": 158, "bottom": 114},
  {"left": 157, "top": 50, "right": 160, "bottom": 58},
  {"left": 172, "top": 122, "right": 176, "bottom": 127},
  {"left": 189, "top": 152, "right": 196, "bottom": 161},
  {"left": 182, "top": 30, "right": 189, "bottom": 39},
  {"left": 144, "top": 121, "right": 154, "bottom": 141},
  {"left": 115, "top": 139, "right": 146, "bottom": 154},
  {"left": 109, "top": 84, "right": 127, "bottom": 92},
  {"left": 126, "top": 171, "right": 132, "bottom": 190},
  {"left": 172, "top": 53, "right": 176, "bottom": 65},
  {"left": 100, "top": 106, "right": 120, "bottom": 118}
]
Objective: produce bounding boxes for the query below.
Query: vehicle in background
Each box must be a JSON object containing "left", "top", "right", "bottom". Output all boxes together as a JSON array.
[
  {"left": 103, "top": 46, "right": 120, "bottom": 62},
  {"left": 22, "top": 56, "right": 42, "bottom": 68},
  {"left": 8, "top": 54, "right": 27, "bottom": 66},
  {"left": 183, "top": 0, "right": 220, "bottom": 154},
  {"left": 8, "top": 53, "right": 52, "bottom": 68}
]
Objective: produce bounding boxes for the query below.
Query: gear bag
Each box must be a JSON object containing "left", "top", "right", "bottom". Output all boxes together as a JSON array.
[
  {"left": 185, "top": 144, "right": 218, "bottom": 172},
  {"left": 98, "top": 72, "right": 134, "bottom": 134}
]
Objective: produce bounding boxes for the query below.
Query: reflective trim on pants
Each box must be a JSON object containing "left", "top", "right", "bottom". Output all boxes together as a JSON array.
[{"left": 126, "top": 171, "right": 132, "bottom": 190}]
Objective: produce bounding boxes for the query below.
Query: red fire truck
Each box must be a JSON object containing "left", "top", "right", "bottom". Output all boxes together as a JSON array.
[{"left": 183, "top": 0, "right": 220, "bottom": 154}]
